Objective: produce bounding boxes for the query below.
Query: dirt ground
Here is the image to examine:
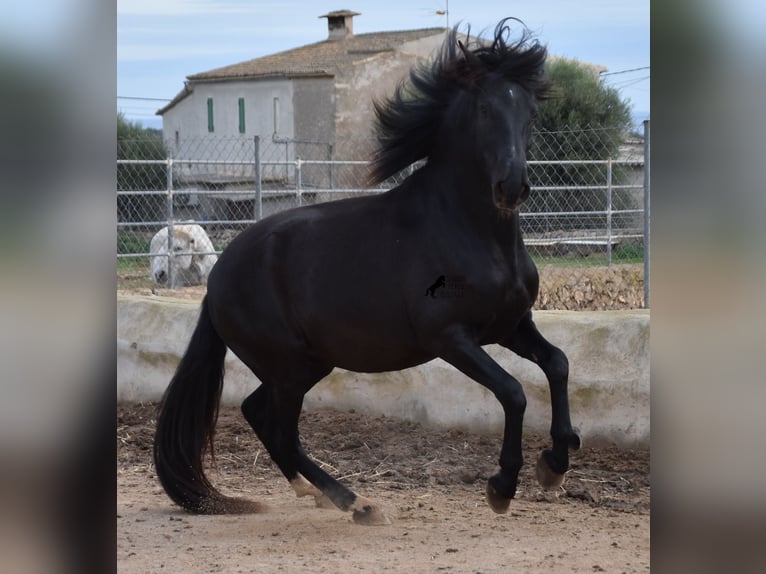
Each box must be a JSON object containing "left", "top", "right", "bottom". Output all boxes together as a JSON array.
[{"left": 117, "top": 403, "right": 649, "bottom": 573}]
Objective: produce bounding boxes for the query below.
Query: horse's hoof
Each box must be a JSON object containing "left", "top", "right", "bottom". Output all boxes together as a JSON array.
[
  {"left": 536, "top": 451, "right": 566, "bottom": 491},
  {"left": 352, "top": 505, "right": 391, "bottom": 526},
  {"left": 486, "top": 481, "right": 511, "bottom": 514},
  {"left": 351, "top": 497, "right": 391, "bottom": 526},
  {"left": 569, "top": 428, "right": 583, "bottom": 450}
]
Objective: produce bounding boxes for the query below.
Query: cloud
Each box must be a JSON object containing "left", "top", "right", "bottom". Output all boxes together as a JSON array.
[
  {"left": 117, "top": 0, "right": 284, "bottom": 17},
  {"left": 118, "top": 0, "right": 205, "bottom": 16},
  {"left": 118, "top": 43, "right": 242, "bottom": 62}
]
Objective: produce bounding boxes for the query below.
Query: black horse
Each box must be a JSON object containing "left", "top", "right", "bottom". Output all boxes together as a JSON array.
[{"left": 154, "top": 19, "right": 581, "bottom": 524}]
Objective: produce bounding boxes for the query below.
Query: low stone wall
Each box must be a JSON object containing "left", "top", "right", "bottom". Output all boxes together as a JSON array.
[{"left": 117, "top": 295, "right": 649, "bottom": 447}]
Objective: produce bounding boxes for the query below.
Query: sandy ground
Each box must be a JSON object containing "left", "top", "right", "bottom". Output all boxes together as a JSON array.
[{"left": 118, "top": 404, "right": 649, "bottom": 573}]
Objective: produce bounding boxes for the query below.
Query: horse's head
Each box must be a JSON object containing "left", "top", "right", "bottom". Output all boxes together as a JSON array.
[
  {"left": 150, "top": 224, "right": 218, "bottom": 287},
  {"left": 454, "top": 23, "right": 549, "bottom": 214},
  {"left": 369, "top": 19, "right": 548, "bottom": 216},
  {"left": 472, "top": 74, "right": 539, "bottom": 213},
  {"left": 150, "top": 227, "right": 197, "bottom": 286}
]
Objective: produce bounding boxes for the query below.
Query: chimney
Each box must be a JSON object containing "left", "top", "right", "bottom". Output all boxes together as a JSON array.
[{"left": 320, "top": 9, "right": 360, "bottom": 41}]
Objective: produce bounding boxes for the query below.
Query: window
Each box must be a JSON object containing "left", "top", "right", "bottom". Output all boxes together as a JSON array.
[
  {"left": 207, "top": 98, "right": 214, "bottom": 132},
  {"left": 238, "top": 98, "right": 246, "bottom": 134}
]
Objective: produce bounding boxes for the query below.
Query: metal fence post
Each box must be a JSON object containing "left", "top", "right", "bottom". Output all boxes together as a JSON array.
[
  {"left": 606, "top": 159, "right": 614, "bottom": 266},
  {"left": 296, "top": 157, "right": 303, "bottom": 207},
  {"left": 642, "top": 120, "right": 650, "bottom": 308},
  {"left": 254, "top": 135, "right": 262, "bottom": 220},
  {"left": 165, "top": 156, "right": 175, "bottom": 286},
  {"left": 283, "top": 141, "right": 289, "bottom": 182}
]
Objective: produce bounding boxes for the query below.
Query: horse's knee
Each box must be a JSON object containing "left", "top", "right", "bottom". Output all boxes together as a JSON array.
[
  {"left": 514, "top": 391, "right": 527, "bottom": 415},
  {"left": 546, "top": 347, "right": 569, "bottom": 383},
  {"left": 494, "top": 382, "right": 526, "bottom": 414},
  {"left": 241, "top": 389, "right": 269, "bottom": 433}
]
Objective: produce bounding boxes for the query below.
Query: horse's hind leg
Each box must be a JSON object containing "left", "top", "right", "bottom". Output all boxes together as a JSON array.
[
  {"left": 241, "top": 366, "right": 390, "bottom": 525},
  {"left": 241, "top": 384, "right": 324, "bottom": 500},
  {"left": 503, "top": 312, "right": 581, "bottom": 490}
]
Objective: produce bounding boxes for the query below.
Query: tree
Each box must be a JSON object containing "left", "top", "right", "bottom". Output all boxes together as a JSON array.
[
  {"left": 525, "top": 59, "right": 634, "bottom": 231},
  {"left": 537, "top": 58, "right": 633, "bottom": 136},
  {"left": 117, "top": 113, "right": 167, "bottom": 222}
]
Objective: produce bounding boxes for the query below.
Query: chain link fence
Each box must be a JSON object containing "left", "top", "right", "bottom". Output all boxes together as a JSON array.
[{"left": 118, "top": 124, "right": 649, "bottom": 310}]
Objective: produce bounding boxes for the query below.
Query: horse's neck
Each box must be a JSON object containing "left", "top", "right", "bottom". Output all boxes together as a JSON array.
[{"left": 420, "top": 163, "right": 524, "bottom": 246}]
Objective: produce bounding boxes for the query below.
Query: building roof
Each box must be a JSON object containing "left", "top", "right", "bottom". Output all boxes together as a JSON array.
[
  {"left": 189, "top": 28, "right": 445, "bottom": 81},
  {"left": 157, "top": 26, "right": 445, "bottom": 115}
]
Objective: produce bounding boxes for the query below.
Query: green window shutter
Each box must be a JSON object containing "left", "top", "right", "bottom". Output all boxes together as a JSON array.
[
  {"left": 207, "top": 98, "right": 214, "bottom": 132},
  {"left": 238, "top": 98, "right": 245, "bottom": 133}
]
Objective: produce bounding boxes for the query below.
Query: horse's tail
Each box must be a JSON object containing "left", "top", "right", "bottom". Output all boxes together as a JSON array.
[{"left": 153, "top": 296, "right": 263, "bottom": 514}]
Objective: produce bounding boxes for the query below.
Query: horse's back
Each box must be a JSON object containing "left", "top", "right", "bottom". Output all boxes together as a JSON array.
[{"left": 206, "top": 192, "right": 434, "bottom": 371}]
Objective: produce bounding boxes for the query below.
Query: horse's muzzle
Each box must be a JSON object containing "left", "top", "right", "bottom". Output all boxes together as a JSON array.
[
  {"left": 154, "top": 269, "right": 168, "bottom": 284},
  {"left": 493, "top": 180, "right": 530, "bottom": 212}
]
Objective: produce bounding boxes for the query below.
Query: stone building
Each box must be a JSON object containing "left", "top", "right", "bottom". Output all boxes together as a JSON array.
[{"left": 158, "top": 10, "right": 447, "bottom": 170}]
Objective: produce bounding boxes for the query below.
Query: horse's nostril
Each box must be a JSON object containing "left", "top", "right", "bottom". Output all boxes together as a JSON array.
[{"left": 155, "top": 270, "right": 167, "bottom": 282}]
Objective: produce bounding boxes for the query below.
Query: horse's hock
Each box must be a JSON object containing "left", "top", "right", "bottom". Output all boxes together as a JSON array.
[{"left": 117, "top": 295, "right": 649, "bottom": 447}]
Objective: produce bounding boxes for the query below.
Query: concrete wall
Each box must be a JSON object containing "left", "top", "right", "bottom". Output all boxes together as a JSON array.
[
  {"left": 293, "top": 77, "right": 336, "bottom": 146},
  {"left": 333, "top": 32, "right": 448, "bottom": 161},
  {"left": 117, "top": 295, "right": 649, "bottom": 447}
]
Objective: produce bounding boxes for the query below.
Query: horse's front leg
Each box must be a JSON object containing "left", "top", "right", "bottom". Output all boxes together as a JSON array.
[
  {"left": 437, "top": 327, "right": 527, "bottom": 513},
  {"left": 502, "top": 311, "right": 581, "bottom": 490}
]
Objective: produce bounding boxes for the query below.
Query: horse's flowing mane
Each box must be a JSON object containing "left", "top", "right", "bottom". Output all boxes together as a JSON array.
[{"left": 369, "top": 18, "right": 550, "bottom": 185}]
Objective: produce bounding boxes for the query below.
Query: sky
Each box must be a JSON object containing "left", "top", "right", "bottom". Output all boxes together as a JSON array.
[{"left": 117, "top": 0, "right": 650, "bottom": 128}]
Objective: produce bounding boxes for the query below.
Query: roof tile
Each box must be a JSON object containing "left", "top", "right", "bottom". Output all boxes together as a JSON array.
[{"left": 187, "top": 28, "right": 445, "bottom": 81}]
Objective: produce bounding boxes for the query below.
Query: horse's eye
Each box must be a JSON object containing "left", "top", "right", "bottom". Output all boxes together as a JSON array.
[{"left": 174, "top": 245, "right": 183, "bottom": 251}]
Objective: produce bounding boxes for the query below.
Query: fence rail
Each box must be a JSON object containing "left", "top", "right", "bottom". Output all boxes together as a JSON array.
[{"left": 117, "top": 124, "right": 649, "bottom": 310}]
